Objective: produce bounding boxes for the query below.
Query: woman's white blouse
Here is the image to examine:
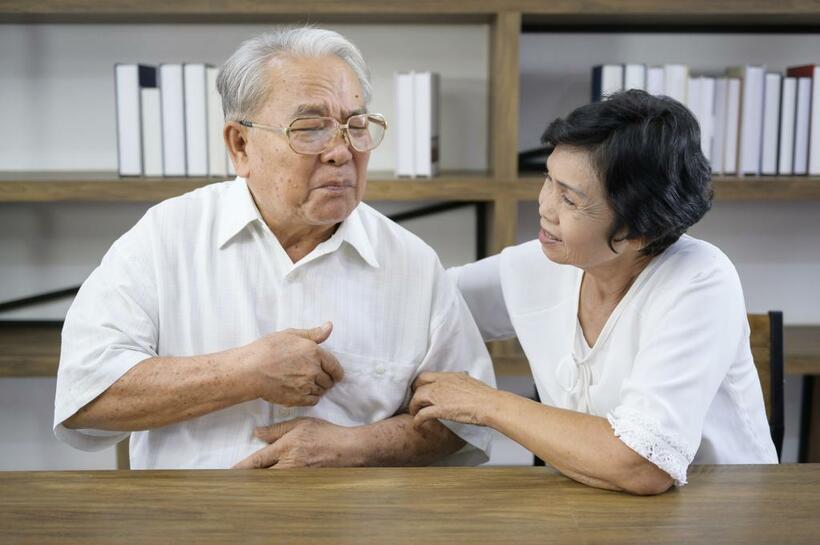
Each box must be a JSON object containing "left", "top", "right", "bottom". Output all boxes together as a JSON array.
[{"left": 450, "top": 235, "right": 778, "bottom": 485}]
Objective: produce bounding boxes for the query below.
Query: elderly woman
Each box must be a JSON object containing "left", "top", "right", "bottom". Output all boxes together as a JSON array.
[{"left": 410, "top": 90, "right": 778, "bottom": 495}]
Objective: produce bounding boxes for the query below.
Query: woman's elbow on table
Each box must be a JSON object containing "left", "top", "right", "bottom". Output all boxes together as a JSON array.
[{"left": 614, "top": 455, "right": 675, "bottom": 496}]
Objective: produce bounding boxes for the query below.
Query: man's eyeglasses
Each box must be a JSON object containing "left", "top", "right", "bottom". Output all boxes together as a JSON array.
[{"left": 239, "top": 113, "right": 387, "bottom": 155}]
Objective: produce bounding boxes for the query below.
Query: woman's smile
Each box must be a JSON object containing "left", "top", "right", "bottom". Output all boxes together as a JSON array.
[{"left": 539, "top": 228, "right": 562, "bottom": 245}]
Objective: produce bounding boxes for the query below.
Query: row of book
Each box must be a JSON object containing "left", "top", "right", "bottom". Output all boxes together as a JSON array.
[
  {"left": 115, "top": 63, "right": 235, "bottom": 177},
  {"left": 592, "top": 63, "right": 820, "bottom": 176},
  {"left": 394, "top": 71, "right": 441, "bottom": 178}
]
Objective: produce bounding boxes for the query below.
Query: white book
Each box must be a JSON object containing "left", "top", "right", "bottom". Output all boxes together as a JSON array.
[
  {"left": 395, "top": 71, "right": 415, "bottom": 177},
  {"left": 699, "top": 77, "right": 716, "bottom": 163},
  {"left": 159, "top": 64, "right": 186, "bottom": 176},
  {"left": 724, "top": 78, "right": 742, "bottom": 175},
  {"left": 624, "top": 64, "right": 646, "bottom": 91},
  {"left": 592, "top": 64, "right": 623, "bottom": 101},
  {"left": 646, "top": 66, "right": 664, "bottom": 96},
  {"left": 778, "top": 77, "right": 797, "bottom": 175},
  {"left": 687, "top": 77, "right": 701, "bottom": 119},
  {"left": 413, "top": 72, "right": 440, "bottom": 178},
  {"left": 206, "top": 66, "right": 227, "bottom": 178},
  {"left": 184, "top": 63, "right": 209, "bottom": 177},
  {"left": 663, "top": 64, "right": 689, "bottom": 104},
  {"left": 810, "top": 67, "right": 820, "bottom": 175},
  {"left": 760, "top": 72, "right": 782, "bottom": 175},
  {"left": 793, "top": 77, "right": 812, "bottom": 175},
  {"left": 712, "top": 78, "right": 729, "bottom": 174},
  {"left": 140, "top": 87, "right": 163, "bottom": 177},
  {"left": 727, "top": 65, "right": 765, "bottom": 176},
  {"left": 115, "top": 64, "right": 155, "bottom": 176}
]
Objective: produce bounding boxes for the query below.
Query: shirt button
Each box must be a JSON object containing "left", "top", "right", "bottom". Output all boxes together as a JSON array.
[{"left": 374, "top": 364, "right": 385, "bottom": 376}]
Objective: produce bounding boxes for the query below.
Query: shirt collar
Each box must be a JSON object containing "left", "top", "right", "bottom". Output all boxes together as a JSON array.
[
  {"left": 216, "top": 178, "right": 380, "bottom": 270},
  {"left": 216, "top": 178, "right": 264, "bottom": 249},
  {"left": 326, "top": 205, "right": 380, "bottom": 269}
]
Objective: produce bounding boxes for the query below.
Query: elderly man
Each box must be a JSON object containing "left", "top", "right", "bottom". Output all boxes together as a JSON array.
[{"left": 53, "top": 27, "right": 495, "bottom": 469}]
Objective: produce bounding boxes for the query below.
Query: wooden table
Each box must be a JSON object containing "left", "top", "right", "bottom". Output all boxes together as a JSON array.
[{"left": 1, "top": 465, "right": 818, "bottom": 545}]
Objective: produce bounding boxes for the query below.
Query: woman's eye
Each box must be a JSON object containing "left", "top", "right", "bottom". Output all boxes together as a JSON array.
[{"left": 561, "top": 194, "right": 576, "bottom": 207}]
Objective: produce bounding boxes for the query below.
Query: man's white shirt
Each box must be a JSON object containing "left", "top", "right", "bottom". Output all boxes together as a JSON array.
[{"left": 54, "top": 178, "right": 495, "bottom": 468}]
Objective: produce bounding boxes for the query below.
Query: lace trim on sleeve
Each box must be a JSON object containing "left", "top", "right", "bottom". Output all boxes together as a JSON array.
[{"left": 607, "top": 406, "right": 693, "bottom": 486}]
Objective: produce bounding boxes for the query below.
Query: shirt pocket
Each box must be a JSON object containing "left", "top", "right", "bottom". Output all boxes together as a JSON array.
[{"left": 300, "top": 350, "right": 419, "bottom": 427}]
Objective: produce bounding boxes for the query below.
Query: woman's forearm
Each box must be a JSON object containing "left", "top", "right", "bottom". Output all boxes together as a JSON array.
[{"left": 482, "top": 390, "right": 672, "bottom": 495}]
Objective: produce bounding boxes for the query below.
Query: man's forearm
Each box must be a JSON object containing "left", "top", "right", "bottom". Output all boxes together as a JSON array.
[
  {"left": 350, "top": 413, "right": 466, "bottom": 466},
  {"left": 62, "top": 346, "right": 256, "bottom": 431}
]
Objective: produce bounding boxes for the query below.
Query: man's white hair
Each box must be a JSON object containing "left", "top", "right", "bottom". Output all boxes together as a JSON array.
[{"left": 216, "top": 26, "right": 372, "bottom": 122}]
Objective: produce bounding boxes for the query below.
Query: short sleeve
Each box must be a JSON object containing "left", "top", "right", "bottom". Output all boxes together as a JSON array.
[
  {"left": 53, "top": 230, "right": 160, "bottom": 451},
  {"left": 447, "top": 255, "right": 515, "bottom": 342},
  {"left": 607, "top": 254, "right": 748, "bottom": 486},
  {"left": 415, "top": 267, "right": 498, "bottom": 465}
]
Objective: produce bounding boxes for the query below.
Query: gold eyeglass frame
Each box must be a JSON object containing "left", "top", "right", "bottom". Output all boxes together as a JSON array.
[{"left": 238, "top": 113, "right": 388, "bottom": 156}]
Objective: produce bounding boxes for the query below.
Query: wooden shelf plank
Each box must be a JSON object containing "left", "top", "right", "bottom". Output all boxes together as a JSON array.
[
  {"left": 2, "top": 322, "right": 816, "bottom": 378},
  {"left": 0, "top": 1, "right": 497, "bottom": 23},
  {"left": 0, "top": 171, "right": 498, "bottom": 203},
  {"left": 512, "top": 176, "right": 820, "bottom": 202},
  {"left": 3, "top": 173, "right": 820, "bottom": 203},
  {"left": 0, "top": 322, "right": 62, "bottom": 378},
  {"left": 2, "top": 1, "right": 819, "bottom": 24}
]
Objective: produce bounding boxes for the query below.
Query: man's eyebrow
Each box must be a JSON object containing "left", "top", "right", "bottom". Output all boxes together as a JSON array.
[
  {"left": 545, "top": 171, "right": 589, "bottom": 199},
  {"left": 292, "top": 103, "right": 328, "bottom": 117},
  {"left": 291, "top": 104, "right": 369, "bottom": 118}
]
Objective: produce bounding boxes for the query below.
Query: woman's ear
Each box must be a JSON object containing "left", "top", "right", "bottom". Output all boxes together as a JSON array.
[
  {"left": 611, "top": 230, "right": 647, "bottom": 255},
  {"left": 224, "top": 121, "right": 251, "bottom": 178}
]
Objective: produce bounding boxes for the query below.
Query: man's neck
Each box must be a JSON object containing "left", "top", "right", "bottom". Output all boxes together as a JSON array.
[{"left": 269, "top": 220, "right": 339, "bottom": 264}]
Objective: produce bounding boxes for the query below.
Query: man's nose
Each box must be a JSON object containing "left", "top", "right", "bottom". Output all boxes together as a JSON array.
[{"left": 320, "top": 130, "right": 353, "bottom": 165}]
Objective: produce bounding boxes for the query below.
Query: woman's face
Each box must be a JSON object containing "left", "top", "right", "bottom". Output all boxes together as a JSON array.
[{"left": 537, "top": 145, "right": 634, "bottom": 270}]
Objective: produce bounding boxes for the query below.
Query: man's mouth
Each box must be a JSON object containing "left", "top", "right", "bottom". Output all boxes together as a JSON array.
[{"left": 315, "top": 180, "right": 355, "bottom": 192}]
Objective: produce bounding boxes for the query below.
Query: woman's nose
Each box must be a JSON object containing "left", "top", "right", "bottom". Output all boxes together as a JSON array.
[{"left": 538, "top": 181, "right": 558, "bottom": 224}]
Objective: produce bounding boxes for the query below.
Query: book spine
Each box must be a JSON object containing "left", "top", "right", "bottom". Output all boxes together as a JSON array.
[
  {"left": 395, "top": 72, "right": 415, "bottom": 177},
  {"left": 724, "top": 78, "right": 742, "bottom": 175},
  {"left": 760, "top": 73, "right": 782, "bottom": 175},
  {"left": 624, "top": 64, "right": 646, "bottom": 91},
  {"left": 160, "top": 64, "right": 186, "bottom": 177},
  {"left": 700, "top": 77, "right": 716, "bottom": 163},
  {"left": 646, "top": 67, "right": 664, "bottom": 96},
  {"left": 140, "top": 87, "right": 163, "bottom": 177},
  {"left": 778, "top": 77, "right": 797, "bottom": 175},
  {"left": 809, "top": 66, "right": 820, "bottom": 175},
  {"left": 115, "top": 64, "right": 143, "bottom": 176},
  {"left": 712, "top": 78, "right": 728, "bottom": 174},
  {"left": 794, "top": 77, "right": 812, "bottom": 175},
  {"left": 591, "top": 65, "right": 603, "bottom": 102},
  {"left": 206, "top": 66, "right": 227, "bottom": 178},
  {"left": 413, "top": 72, "right": 440, "bottom": 178},
  {"left": 663, "top": 65, "right": 688, "bottom": 104},
  {"left": 184, "top": 63, "right": 209, "bottom": 177},
  {"left": 739, "top": 66, "right": 765, "bottom": 176}
]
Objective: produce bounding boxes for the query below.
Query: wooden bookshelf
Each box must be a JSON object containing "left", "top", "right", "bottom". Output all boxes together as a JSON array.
[{"left": 2, "top": 321, "right": 817, "bottom": 378}]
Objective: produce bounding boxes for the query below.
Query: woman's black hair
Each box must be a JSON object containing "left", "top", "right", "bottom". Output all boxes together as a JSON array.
[{"left": 541, "top": 89, "right": 713, "bottom": 257}]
